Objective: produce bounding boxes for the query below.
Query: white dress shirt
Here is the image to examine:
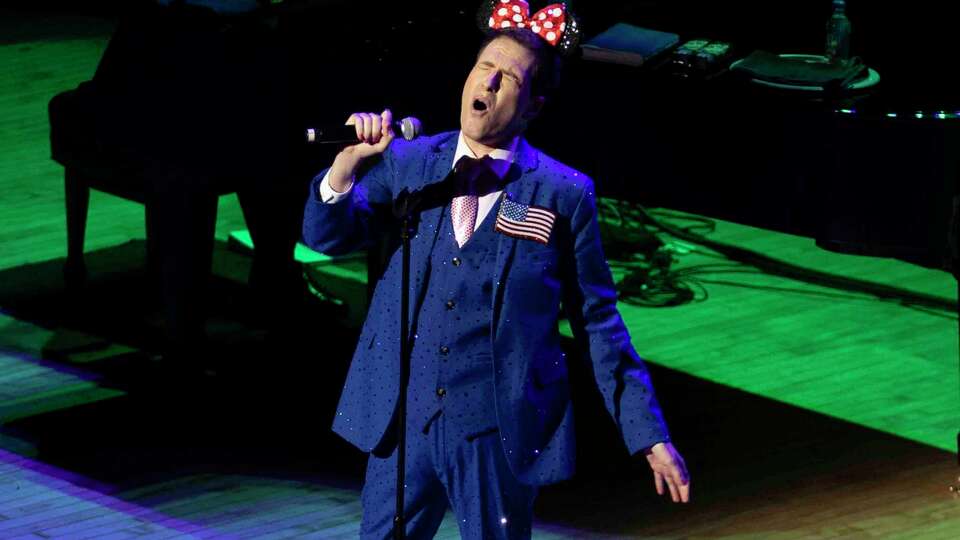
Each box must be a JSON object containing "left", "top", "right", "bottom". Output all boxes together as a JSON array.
[{"left": 318, "top": 132, "right": 518, "bottom": 232}]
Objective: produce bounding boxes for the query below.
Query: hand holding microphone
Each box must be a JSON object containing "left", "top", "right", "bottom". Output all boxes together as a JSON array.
[
  {"left": 325, "top": 109, "right": 422, "bottom": 194},
  {"left": 306, "top": 109, "right": 422, "bottom": 146}
]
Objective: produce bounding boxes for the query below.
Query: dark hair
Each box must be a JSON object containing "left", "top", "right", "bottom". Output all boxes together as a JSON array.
[{"left": 477, "top": 28, "right": 562, "bottom": 99}]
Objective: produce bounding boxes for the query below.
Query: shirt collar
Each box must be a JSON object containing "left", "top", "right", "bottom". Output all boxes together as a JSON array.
[{"left": 454, "top": 132, "right": 518, "bottom": 179}]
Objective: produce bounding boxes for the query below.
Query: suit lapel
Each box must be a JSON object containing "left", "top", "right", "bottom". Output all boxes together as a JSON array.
[{"left": 491, "top": 138, "right": 541, "bottom": 339}]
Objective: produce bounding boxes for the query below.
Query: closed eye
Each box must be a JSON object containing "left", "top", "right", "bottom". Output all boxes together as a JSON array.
[{"left": 477, "top": 62, "right": 521, "bottom": 84}]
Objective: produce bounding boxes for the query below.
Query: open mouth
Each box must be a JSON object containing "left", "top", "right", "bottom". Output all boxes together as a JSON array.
[{"left": 472, "top": 98, "right": 488, "bottom": 112}]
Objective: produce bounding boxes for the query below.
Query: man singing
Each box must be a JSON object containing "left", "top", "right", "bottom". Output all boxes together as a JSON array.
[{"left": 303, "top": 2, "right": 690, "bottom": 538}]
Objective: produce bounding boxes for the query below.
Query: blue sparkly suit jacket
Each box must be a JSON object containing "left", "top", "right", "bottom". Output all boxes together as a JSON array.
[{"left": 302, "top": 131, "right": 669, "bottom": 486}]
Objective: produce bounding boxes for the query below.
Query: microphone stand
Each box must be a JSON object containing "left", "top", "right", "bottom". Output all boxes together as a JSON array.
[{"left": 392, "top": 188, "right": 417, "bottom": 540}]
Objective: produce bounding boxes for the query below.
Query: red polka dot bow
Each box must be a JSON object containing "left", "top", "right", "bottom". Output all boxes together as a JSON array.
[{"left": 488, "top": 0, "right": 567, "bottom": 47}]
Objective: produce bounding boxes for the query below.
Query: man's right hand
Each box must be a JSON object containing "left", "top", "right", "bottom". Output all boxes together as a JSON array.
[{"left": 327, "top": 109, "right": 395, "bottom": 193}]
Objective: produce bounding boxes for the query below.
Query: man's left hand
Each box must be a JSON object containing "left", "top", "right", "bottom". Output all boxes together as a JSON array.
[{"left": 644, "top": 442, "right": 690, "bottom": 503}]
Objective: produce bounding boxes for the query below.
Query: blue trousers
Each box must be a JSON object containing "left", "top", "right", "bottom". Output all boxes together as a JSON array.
[{"left": 359, "top": 415, "right": 538, "bottom": 540}]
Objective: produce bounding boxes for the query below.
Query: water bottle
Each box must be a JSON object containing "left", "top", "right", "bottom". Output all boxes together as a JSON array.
[{"left": 825, "top": 0, "right": 852, "bottom": 60}]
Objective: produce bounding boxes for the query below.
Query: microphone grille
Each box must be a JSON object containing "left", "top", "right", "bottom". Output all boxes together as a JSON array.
[{"left": 400, "top": 117, "right": 423, "bottom": 141}]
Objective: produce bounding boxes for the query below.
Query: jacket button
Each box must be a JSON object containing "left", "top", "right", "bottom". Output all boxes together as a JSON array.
[
  {"left": 445, "top": 300, "right": 456, "bottom": 310},
  {"left": 439, "top": 346, "right": 450, "bottom": 355},
  {"left": 452, "top": 257, "right": 462, "bottom": 266},
  {"left": 436, "top": 387, "right": 446, "bottom": 397}
]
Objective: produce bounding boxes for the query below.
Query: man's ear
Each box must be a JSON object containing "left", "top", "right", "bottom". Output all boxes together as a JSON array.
[{"left": 523, "top": 95, "right": 546, "bottom": 121}]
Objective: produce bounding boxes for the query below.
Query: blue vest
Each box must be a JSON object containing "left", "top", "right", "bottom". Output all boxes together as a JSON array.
[{"left": 407, "top": 197, "right": 503, "bottom": 440}]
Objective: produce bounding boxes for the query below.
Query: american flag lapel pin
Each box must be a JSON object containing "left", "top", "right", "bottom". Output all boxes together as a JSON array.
[{"left": 495, "top": 195, "right": 557, "bottom": 245}]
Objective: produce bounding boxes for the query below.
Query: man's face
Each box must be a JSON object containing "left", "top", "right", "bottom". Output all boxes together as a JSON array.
[{"left": 460, "top": 36, "right": 542, "bottom": 152}]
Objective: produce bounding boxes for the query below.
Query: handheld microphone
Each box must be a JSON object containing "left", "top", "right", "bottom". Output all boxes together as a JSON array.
[{"left": 305, "top": 116, "right": 423, "bottom": 144}]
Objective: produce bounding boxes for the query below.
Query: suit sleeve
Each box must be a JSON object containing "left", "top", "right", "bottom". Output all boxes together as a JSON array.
[
  {"left": 561, "top": 176, "right": 671, "bottom": 455},
  {"left": 301, "top": 152, "right": 395, "bottom": 256}
]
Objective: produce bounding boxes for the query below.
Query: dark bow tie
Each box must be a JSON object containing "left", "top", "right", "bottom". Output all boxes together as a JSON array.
[{"left": 453, "top": 155, "right": 506, "bottom": 196}]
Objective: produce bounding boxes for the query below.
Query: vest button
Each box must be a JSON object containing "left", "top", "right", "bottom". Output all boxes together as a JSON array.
[
  {"left": 445, "top": 300, "right": 456, "bottom": 310},
  {"left": 436, "top": 387, "right": 447, "bottom": 397},
  {"left": 452, "top": 257, "right": 462, "bottom": 266},
  {"left": 439, "top": 346, "right": 450, "bottom": 355}
]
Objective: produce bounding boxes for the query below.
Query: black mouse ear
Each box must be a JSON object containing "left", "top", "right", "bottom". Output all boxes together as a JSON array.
[
  {"left": 555, "top": 4, "right": 582, "bottom": 57},
  {"left": 476, "top": 0, "right": 499, "bottom": 35}
]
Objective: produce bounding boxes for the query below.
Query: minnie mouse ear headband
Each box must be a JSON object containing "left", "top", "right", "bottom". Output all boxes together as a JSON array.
[{"left": 476, "top": 0, "right": 581, "bottom": 56}]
